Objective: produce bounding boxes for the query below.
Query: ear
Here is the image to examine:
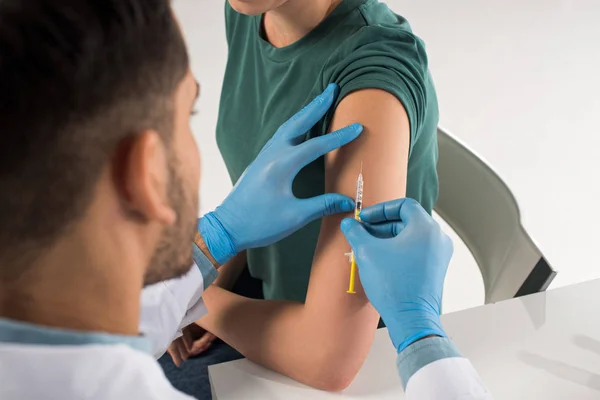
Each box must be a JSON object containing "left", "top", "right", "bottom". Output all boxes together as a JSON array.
[{"left": 119, "top": 130, "right": 177, "bottom": 225}]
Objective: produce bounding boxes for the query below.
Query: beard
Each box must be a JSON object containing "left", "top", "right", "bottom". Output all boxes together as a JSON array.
[{"left": 143, "top": 156, "right": 198, "bottom": 287}]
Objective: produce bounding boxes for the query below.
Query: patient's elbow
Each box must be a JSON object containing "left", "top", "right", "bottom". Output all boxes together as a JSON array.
[
  {"left": 305, "top": 358, "right": 362, "bottom": 392},
  {"left": 301, "top": 333, "right": 374, "bottom": 391},
  {"left": 315, "top": 373, "right": 355, "bottom": 392}
]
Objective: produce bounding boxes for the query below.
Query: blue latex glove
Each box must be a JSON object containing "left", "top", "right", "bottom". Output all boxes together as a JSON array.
[
  {"left": 340, "top": 198, "right": 453, "bottom": 354},
  {"left": 200, "top": 83, "right": 362, "bottom": 264}
]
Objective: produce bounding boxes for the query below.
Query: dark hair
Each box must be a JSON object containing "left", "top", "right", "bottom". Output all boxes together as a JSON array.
[{"left": 0, "top": 0, "right": 189, "bottom": 279}]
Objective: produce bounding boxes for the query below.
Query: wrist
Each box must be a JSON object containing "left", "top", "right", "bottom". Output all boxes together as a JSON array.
[
  {"left": 382, "top": 310, "right": 446, "bottom": 354},
  {"left": 194, "top": 231, "right": 221, "bottom": 268},
  {"left": 197, "top": 213, "right": 236, "bottom": 265},
  {"left": 395, "top": 329, "right": 446, "bottom": 354}
]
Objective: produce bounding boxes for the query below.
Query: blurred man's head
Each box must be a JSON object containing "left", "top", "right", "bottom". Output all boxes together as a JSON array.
[{"left": 0, "top": 0, "right": 200, "bottom": 289}]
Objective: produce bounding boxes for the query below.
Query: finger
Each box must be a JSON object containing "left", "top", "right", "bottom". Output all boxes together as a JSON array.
[
  {"left": 362, "top": 221, "right": 406, "bottom": 239},
  {"left": 277, "top": 83, "right": 339, "bottom": 141},
  {"left": 182, "top": 329, "right": 194, "bottom": 354},
  {"left": 190, "top": 333, "right": 217, "bottom": 356},
  {"left": 290, "top": 123, "right": 363, "bottom": 169},
  {"left": 395, "top": 198, "right": 431, "bottom": 224},
  {"left": 171, "top": 338, "right": 190, "bottom": 364},
  {"left": 177, "top": 341, "right": 189, "bottom": 363},
  {"left": 168, "top": 345, "right": 183, "bottom": 368},
  {"left": 189, "top": 341, "right": 212, "bottom": 356},
  {"left": 359, "top": 199, "right": 406, "bottom": 223},
  {"left": 300, "top": 194, "right": 355, "bottom": 222},
  {"left": 360, "top": 198, "right": 429, "bottom": 225},
  {"left": 340, "top": 218, "right": 377, "bottom": 251}
]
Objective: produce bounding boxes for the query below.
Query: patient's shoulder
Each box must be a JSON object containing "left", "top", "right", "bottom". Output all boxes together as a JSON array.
[
  {"left": 321, "top": 23, "right": 435, "bottom": 144},
  {"left": 324, "top": 23, "right": 429, "bottom": 79}
]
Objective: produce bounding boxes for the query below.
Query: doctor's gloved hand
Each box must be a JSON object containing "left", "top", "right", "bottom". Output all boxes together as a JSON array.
[
  {"left": 199, "top": 84, "right": 362, "bottom": 265},
  {"left": 341, "top": 198, "right": 453, "bottom": 354}
]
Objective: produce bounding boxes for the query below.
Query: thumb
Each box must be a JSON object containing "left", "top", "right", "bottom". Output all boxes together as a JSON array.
[{"left": 340, "top": 218, "right": 375, "bottom": 251}]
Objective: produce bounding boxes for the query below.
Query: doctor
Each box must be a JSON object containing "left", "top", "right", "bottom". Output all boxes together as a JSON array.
[{"left": 0, "top": 1, "right": 361, "bottom": 398}]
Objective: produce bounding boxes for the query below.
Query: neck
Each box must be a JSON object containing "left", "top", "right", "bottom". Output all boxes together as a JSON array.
[
  {"left": 0, "top": 223, "right": 145, "bottom": 336},
  {"left": 264, "top": 0, "right": 342, "bottom": 47}
]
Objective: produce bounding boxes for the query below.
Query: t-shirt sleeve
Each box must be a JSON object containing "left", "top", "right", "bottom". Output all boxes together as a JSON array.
[{"left": 324, "top": 26, "right": 431, "bottom": 156}]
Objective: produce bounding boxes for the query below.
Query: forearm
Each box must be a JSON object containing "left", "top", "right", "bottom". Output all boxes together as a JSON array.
[
  {"left": 195, "top": 212, "right": 377, "bottom": 389},
  {"left": 199, "top": 284, "right": 377, "bottom": 391}
]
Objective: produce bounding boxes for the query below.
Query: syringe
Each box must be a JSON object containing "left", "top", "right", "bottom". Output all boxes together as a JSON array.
[{"left": 346, "top": 163, "right": 363, "bottom": 294}]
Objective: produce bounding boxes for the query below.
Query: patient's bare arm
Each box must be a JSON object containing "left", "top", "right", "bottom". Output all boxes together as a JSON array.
[{"left": 196, "top": 88, "right": 411, "bottom": 391}]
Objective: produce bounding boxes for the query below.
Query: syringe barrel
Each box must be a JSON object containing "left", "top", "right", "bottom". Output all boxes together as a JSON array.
[{"left": 355, "top": 176, "right": 363, "bottom": 210}]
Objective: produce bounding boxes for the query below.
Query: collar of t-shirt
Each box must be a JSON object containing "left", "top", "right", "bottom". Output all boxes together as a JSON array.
[
  {"left": 254, "top": 0, "right": 368, "bottom": 62},
  {"left": 0, "top": 317, "right": 150, "bottom": 353}
]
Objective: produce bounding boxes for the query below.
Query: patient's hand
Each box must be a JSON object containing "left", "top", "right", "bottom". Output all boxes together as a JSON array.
[
  {"left": 167, "top": 252, "right": 247, "bottom": 366},
  {"left": 168, "top": 323, "right": 218, "bottom": 366}
]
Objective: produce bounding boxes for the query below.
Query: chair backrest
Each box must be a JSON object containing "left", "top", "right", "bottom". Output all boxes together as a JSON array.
[{"left": 435, "top": 127, "right": 556, "bottom": 303}]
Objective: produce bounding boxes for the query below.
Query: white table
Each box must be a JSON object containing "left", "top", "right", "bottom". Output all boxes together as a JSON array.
[{"left": 210, "top": 279, "right": 600, "bottom": 399}]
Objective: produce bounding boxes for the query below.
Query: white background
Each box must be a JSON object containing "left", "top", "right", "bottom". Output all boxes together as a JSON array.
[{"left": 173, "top": 0, "right": 600, "bottom": 313}]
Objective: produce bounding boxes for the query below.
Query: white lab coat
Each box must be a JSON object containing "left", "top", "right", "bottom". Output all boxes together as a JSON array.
[
  {"left": 0, "top": 265, "right": 206, "bottom": 400},
  {"left": 0, "top": 343, "right": 193, "bottom": 400},
  {"left": 404, "top": 357, "right": 492, "bottom": 399}
]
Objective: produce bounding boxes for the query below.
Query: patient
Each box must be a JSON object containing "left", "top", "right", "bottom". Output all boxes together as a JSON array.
[{"left": 161, "top": 0, "right": 439, "bottom": 396}]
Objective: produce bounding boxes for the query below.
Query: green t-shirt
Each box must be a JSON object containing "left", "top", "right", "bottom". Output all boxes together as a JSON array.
[{"left": 217, "top": 0, "right": 439, "bottom": 302}]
